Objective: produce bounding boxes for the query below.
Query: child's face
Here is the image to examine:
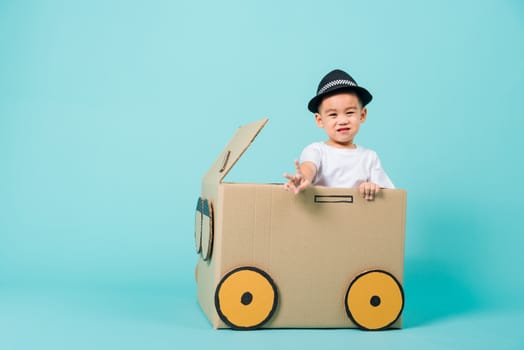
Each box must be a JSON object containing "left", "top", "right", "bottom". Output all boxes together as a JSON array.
[{"left": 315, "top": 92, "right": 367, "bottom": 148}]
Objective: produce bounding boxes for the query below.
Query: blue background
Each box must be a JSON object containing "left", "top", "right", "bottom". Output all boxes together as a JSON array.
[{"left": 1, "top": 0, "right": 524, "bottom": 349}]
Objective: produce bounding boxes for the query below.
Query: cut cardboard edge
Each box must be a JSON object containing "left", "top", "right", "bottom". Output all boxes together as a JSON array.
[{"left": 203, "top": 118, "right": 269, "bottom": 185}]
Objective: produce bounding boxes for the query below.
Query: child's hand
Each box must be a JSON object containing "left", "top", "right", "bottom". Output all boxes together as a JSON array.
[
  {"left": 359, "top": 182, "right": 381, "bottom": 201},
  {"left": 283, "top": 160, "right": 312, "bottom": 194}
]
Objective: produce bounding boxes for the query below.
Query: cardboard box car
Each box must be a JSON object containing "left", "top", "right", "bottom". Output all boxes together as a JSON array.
[{"left": 194, "top": 118, "right": 406, "bottom": 330}]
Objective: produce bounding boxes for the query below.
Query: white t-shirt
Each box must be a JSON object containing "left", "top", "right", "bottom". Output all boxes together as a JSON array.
[{"left": 299, "top": 142, "right": 395, "bottom": 189}]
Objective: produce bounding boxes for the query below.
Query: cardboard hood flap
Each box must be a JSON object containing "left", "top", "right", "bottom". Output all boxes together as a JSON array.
[{"left": 204, "top": 118, "right": 269, "bottom": 183}]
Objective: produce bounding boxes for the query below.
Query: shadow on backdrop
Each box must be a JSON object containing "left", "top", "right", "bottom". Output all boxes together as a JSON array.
[
  {"left": 403, "top": 259, "right": 483, "bottom": 328},
  {"left": 402, "top": 199, "right": 486, "bottom": 328}
]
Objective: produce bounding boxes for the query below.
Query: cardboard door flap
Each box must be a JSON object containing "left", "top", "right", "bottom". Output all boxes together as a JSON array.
[{"left": 204, "top": 118, "right": 269, "bottom": 184}]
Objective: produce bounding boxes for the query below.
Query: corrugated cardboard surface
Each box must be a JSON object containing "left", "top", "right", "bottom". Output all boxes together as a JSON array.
[
  {"left": 216, "top": 184, "right": 405, "bottom": 328},
  {"left": 195, "top": 119, "right": 406, "bottom": 329}
]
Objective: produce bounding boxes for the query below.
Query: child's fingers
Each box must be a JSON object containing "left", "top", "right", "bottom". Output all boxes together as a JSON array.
[
  {"left": 295, "top": 184, "right": 306, "bottom": 194},
  {"left": 369, "top": 185, "right": 380, "bottom": 200},
  {"left": 360, "top": 182, "right": 379, "bottom": 201},
  {"left": 284, "top": 171, "right": 304, "bottom": 183},
  {"left": 295, "top": 178, "right": 311, "bottom": 194},
  {"left": 284, "top": 161, "right": 309, "bottom": 194},
  {"left": 283, "top": 173, "right": 297, "bottom": 181},
  {"left": 359, "top": 183, "right": 367, "bottom": 197},
  {"left": 294, "top": 160, "right": 302, "bottom": 176},
  {"left": 286, "top": 181, "right": 297, "bottom": 193}
]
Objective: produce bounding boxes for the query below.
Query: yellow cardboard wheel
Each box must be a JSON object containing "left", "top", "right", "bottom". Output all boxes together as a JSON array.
[
  {"left": 345, "top": 270, "right": 404, "bottom": 330},
  {"left": 194, "top": 197, "right": 203, "bottom": 254},
  {"left": 215, "top": 266, "right": 278, "bottom": 330}
]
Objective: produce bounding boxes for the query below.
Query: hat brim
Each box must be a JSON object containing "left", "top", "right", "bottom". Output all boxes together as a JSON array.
[{"left": 308, "top": 86, "right": 373, "bottom": 113}]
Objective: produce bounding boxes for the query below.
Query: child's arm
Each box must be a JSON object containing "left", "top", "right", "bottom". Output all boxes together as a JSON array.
[{"left": 283, "top": 160, "right": 317, "bottom": 194}]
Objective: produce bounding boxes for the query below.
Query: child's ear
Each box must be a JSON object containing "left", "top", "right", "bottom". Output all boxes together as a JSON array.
[
  {"left": 360, "top": 107, "right": 367, "bottom": 123},
  {"left": 315, "top": 113, "right": 323, "bottom": 128}
]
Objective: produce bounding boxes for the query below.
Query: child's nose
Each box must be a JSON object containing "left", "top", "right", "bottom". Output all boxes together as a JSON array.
[{"left": 339, "top": 115, "right": 350, "bottom": 124}]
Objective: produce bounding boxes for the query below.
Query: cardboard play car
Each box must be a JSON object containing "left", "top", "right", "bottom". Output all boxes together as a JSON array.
[{"left": 194, "top": 118, "right": 407, "bottom": 330}]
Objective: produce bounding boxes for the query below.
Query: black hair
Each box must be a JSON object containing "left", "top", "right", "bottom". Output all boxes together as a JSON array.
[{"left": 316, "top": 89, "right": 364, "bottom": 113}]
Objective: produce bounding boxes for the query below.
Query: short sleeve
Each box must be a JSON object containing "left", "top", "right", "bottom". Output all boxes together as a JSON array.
[
  {"left": 299, "top": 143, "right": 322, "bottom": 168},
  {"left": 369, "top": 153, "right": 395, "bottom": 189},
  {"left": 299, "top": 143, "right": 322, "bottom": 183}
]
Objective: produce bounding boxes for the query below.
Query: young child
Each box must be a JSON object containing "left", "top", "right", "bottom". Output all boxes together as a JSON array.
[{"left": 284, "top": 69, "right": 394, "bottom": 200}]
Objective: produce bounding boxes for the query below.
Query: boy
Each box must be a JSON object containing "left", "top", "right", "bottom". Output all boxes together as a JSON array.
[{"left": 284, "top": 69, "right": 394, "bottom": 200}]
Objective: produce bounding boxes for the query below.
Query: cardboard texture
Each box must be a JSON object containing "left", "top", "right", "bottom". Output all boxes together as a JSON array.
[{"left": 194, "top": 118, "right": 407, "bottom": 330}]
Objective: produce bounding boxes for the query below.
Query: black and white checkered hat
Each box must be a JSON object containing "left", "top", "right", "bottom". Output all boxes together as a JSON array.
[{"left": 307, "top": 69, "right": 373, "bottom": 113}]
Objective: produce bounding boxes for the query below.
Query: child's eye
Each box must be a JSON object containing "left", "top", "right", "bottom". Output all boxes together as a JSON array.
[{"left": 329, "top": 113, "right": 337, "bottom": 118}]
